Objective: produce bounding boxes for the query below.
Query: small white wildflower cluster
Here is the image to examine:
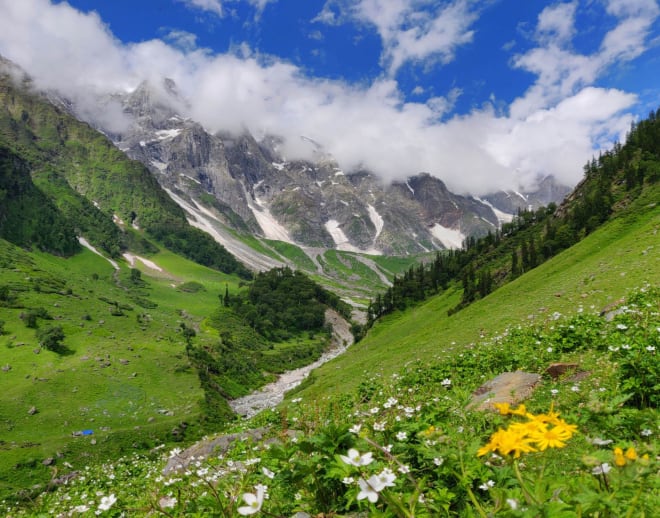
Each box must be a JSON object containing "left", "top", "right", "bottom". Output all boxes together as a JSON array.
[{"left": 339, "top": 448, "right": 398, "bottom": 504}]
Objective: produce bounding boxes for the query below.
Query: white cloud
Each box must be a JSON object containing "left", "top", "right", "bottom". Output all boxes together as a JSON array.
[
  {"left": 316, "top": 0, "right": 480, "bottom": 76},
  {"left": 0, "top": 0, "right": 654, "bottom": 196},
  {"left": 178, "top": 0, "right": 224, "bottom": 17}
]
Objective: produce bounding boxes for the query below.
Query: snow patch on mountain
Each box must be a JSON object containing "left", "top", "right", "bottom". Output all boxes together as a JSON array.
[
  {"left": 78, "top": 237, "right": 119, "bottom": 270},
  {"left": 156, "top": 129, "right": 181, "bottom": 140},
  {"left": 123, "top": 253, "right": 163, "bottom": 272},
  {"left": 474, "top": 197, "right": 514, "bottom": 224},
  {"left": 367, "top": 204, "right": 384, "bottom": 240},
  {"left": 430, "top": 224, "right": 465, "bottom": 250},
  {"left": 248, "top": 187, "right": 293, "bottom": 243}
]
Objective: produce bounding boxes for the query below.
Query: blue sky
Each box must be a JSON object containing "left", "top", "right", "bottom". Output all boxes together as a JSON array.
[{"left": 0, "top": 0, "right": 659, "bottom": 194}]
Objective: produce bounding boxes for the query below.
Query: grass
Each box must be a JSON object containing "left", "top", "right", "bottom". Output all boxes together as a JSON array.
[
  {"left": 293, "top": 190, "right": 660, "bottom": 400},
  {"left": 0, "top": 243, "right": 250, "bottom": 499}
]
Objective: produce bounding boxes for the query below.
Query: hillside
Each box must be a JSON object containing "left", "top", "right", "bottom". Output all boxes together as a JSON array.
[
  {"left": 4, "top": 153, "right": 657, "bottom": 516},
  {"left": 0, "top": 60, "right": 249, "bottom": 278}
]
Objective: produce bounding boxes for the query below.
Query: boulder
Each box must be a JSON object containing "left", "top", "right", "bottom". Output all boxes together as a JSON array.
[
  {"left": 545, "top": 362, "right": 579, "bottom": 379},
  {"left": 470, "top": 371, "right": 542, "bottom": 411}
]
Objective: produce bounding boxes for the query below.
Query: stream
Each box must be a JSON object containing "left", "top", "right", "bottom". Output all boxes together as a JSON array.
[{"left": 229, "top": 309, "right": 354, "bottom": 418}]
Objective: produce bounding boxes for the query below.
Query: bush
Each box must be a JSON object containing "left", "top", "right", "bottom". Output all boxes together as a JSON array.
[{"left": 36, "top": 325, "right": 66, "bottom": 353}]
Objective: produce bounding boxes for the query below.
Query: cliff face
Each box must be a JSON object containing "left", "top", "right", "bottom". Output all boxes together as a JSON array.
[{"left": 75, "top": 78, "right": 569, "bottom": 256}]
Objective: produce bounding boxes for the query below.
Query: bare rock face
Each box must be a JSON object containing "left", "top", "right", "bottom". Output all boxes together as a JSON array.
[
  {"left": 470, "top": 371, "right": 542, "bottom": 411},
  {"left": 67, "top": 77, "right": 570, "bottom": 258}
]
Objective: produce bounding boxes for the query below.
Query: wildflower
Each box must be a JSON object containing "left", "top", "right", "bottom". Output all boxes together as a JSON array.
[
  {"left": 506, "top": 498, "right": 519, "bottom": 510},
  {"left": 479, "top": 480, "right": 495, "bottom": 490},
  {"left": 590, "top": 437, "right": 613, "bottom": 446},
  {"left": 357, "top": 478, "right": 379, "bottom": 503},
  {"left": 641, "top": 429, "right": 653, "bottom": 437},
  {"left": 97, "top": 494, "right": 117, "bottom": 512},
  {"left": 374, "top": 468, "right": 397, "bottom": 489},
  {"left": 646, "top": 346, "right": 656, "bottom": 352},
  {"left": 349, "top": 424, "right": 362, "bottom": 434},
  {"left": 529, "top": 428, "right": 568, "bottom": 450},
  {"left": 262, "top": 467, "right": 275, "bottom": 479},
  {"left": 342, "top": 477, "right": 355, "bottom": 485},
  {"left": 625, "top": 447, "right": 637, "bottom": 461},
  {"left": 571, "top": 385, "right": 580, "bottom": 392},
  {"left": 396, "top": 431, "right": 408, "bottom": 441},
  {"left": 370, "top": 407, "right": 380, "bottom": 414},
  {"left": 72, "top": 505, "right": 90, "bottom": 513},
  {"left": 159, "top": 496, "right": 177, "bottom": 509},
  {"left": 592, "top": 463, "right": 611, "bottom": 475},
  {"left": 433, "top": 457, "right": 444, "bottom": 466},
  {"left": 373, "top": 422, "right": 386, "bottom": 432},
  {"left": 340, "top": 448, "right": 374, "bottom": 467},
  {"left": 550, "top": 389, "right": 559, "bottom": 396},
  {"left": 398, "top": 465, "right": 410, "bottom": 474},
  {"left": 441, "top": 378, "right": 451, "bottom": 387},
  {"left": 237, "top": 485, "right": 266, "bottom": 515},
  {"left": 546, "top": 347, "right": 553, "bottom": 353},
  {"left": 616, "top": 324, "right": 628, "bottom": 330},
  {"left": 613, "top": 447, "right": 626, "bottom": 467}
]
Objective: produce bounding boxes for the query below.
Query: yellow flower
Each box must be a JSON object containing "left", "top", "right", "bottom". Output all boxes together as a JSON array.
[
  {"left": 510, "top": 404, "right": 528, "bottom": 417},
  {"left": 529, "top": 428, "right": 568, "bottom": 450},
  {"left": 509, "top": 420, "right": 546, "bottom": 435},
  {"left": 551, "top": 419, "right": 578, "bottom": 439},
  {"left": 614, "top": 454, "right": 627, "bottom": 467},
  {"left": 493, "top": 402, "right": 511, "bottom": 415},
  {"left": 625, "top": 447, "right": 637, "bottom": 461}
]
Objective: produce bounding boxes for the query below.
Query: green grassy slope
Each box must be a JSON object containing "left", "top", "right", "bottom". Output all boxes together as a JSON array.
[{"left": 293, "top": 183, "right": 660, "bottom": 400}]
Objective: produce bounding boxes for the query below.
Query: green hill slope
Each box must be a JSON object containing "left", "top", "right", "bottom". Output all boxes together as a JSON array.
[{"left": 294, "top": 181, "right": 659, "bottom": 400}]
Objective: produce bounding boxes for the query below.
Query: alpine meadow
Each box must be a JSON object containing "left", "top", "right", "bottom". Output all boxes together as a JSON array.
[{"left": 0, "top": 1, "right": 659, "bottom": 516}]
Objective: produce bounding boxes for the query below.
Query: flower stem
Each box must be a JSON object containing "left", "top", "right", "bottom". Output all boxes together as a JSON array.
[{"left": 513, "top": 460, "right": 538, "bottom": 506}]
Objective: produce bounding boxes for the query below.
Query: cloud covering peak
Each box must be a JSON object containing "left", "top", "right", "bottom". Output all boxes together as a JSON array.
[{"left": 0, "top": 0, "right": 657, "bottom": 195}]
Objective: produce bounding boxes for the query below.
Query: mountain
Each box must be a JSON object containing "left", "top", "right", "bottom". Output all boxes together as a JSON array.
[
  {"left": 76, "top": 78, "right": 569, "bottom": 260},
  {"left": 0, "top": 59, "right": 250, "bottom": 278}
]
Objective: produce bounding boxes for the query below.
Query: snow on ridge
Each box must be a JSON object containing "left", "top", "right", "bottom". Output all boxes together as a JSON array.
[
  {"left": 324, "top": 220, "right": 382, "bottom": 255},
  {"left": 473, "top": 197, "right": 514, "bottom": 224},
  {"left": 367, "top": 204, "right": 384, "bottom": 240},
  {"left": 272, "top": 162, "right": 286, "bottom": 171},
  {"left": 248, "top": 189, "right": 293, "bottom": 243},
  {"left": 156, "top": 129, "right": 181, "bottom": 140},
  {"left": 78, "top": 237, "right": 119, "bottom": 270},
  {"left": 123, "top": 253, "right": 163, "bottom": 272},
  {"left": 179, "top": 173, "right": 201, "bottom": 185},
  {"left": 405, "top": 181, "right": 415, "bottom": 195},
  {"left": 430, "top": 223, "right": 465, "bottom": 250},
  {"left": 150, "top": 160, "right": 168, "bottom": 172}
]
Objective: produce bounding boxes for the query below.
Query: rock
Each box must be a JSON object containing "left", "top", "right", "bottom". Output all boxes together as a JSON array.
[
  {"left": 1, "top": 364, "right": 10, "bottom": 372},
  {"left": 42, "top": 458, "right": 54, "bottom": 466},
  {"left": 28, "top": 406, "right": 37, "bottom": 415},
  {"left": 119, "top": 359, "right": 129, "bottom": 365},
  {"left": 33, "top": 348, "right": 41, "bottom": 354},
  {"left": 545, "top": 362, "right": 579, "bottom": 380},
  {"left": 470, "top": 371, "right": 542, "bottom": 411},
  {"left": 163, "top": 427, "right": 271, "bottom": 475}
]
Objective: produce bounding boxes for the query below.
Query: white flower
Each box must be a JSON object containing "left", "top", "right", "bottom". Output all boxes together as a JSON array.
[
  {"left": 441, "top": 378, "right": 451, "bottom": 387},
  {"left": 646, "top": 346, "right": 656, "bottom": 352},
  {"left": 349, "top": 424, "right": 362, "bottom": 434},
  {"left": 479, "top": 480, "right": 495, "bottom": 490},
  {"left": 262, "top": 467, "right": 275, "bottom": 479},
  {"left": 373, "top": 468, "right": 397, "bottom": 490},
  {"left": 571, "top": 385, "right": 580, "bottom": 392},
  {"left": 339, "top": 448, "right": 373, "bottom": 467},
  {"left": 433, "top": 457, "right": 444, "bottom": 466},
  {"left": 592, "top": 463, "right": 611, "bottom": 475},
  {"left": 97, "top": 494, "right": 117, "bottom": 512},
  {"left": 342, "top": 476, "right": 355, "bottom": 485},
  {"left": 641, "top": 429, "right": 653, "bottom": 437},
  {"left": 373, "top": 422, "right": 386, "bottom": 432},
  {"left": 72, "top": 505, "right": 89, "bottom": 513},
  {"left": 590, "top": 437, "right": 613, "bottom": 446},
  {"left": 357, "top": 478, "right": 379, "bottom": 503},
  {"left": 550, "top": 389, "right": 559, "bottom": 396},
  {"left": 237, "top": 485, "right": 266, "bottom": 515},
  {"left": 616, "top": 324, "right": 628, "bottom": 330},
  {"left": 546, "top": 347, "right": 553, "bottom": 353},
  {"left": 507, "top": 498, "right": 519, "bottom": 510},
  {"left": 370, "top": 407, "right": 380, "bottom": 414},
  {"left": 398, "top": 464, "right": 410, "bottom": 474},
  {"left": 159, "top": 496, "right": 177, "bottom": 509},
  {"left": 396, "top": 431, "right": 407, "bottom": 441},
  {"left": 608, "top": 346, "right": 619, "bottom": 352}
]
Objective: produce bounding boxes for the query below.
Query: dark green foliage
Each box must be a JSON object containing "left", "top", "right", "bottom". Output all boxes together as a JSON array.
[
  {"left": 36, "top": 325, "right": 65, "bottom": 353},
  {"left": 0, "top": 144, "right": 79, "bottom": 255},
  {"left": 232, "top": 267, "right": 349, "bottom": 341},
  {"left": 20, "top": 307, "right": 51, "bottom": 328}
]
